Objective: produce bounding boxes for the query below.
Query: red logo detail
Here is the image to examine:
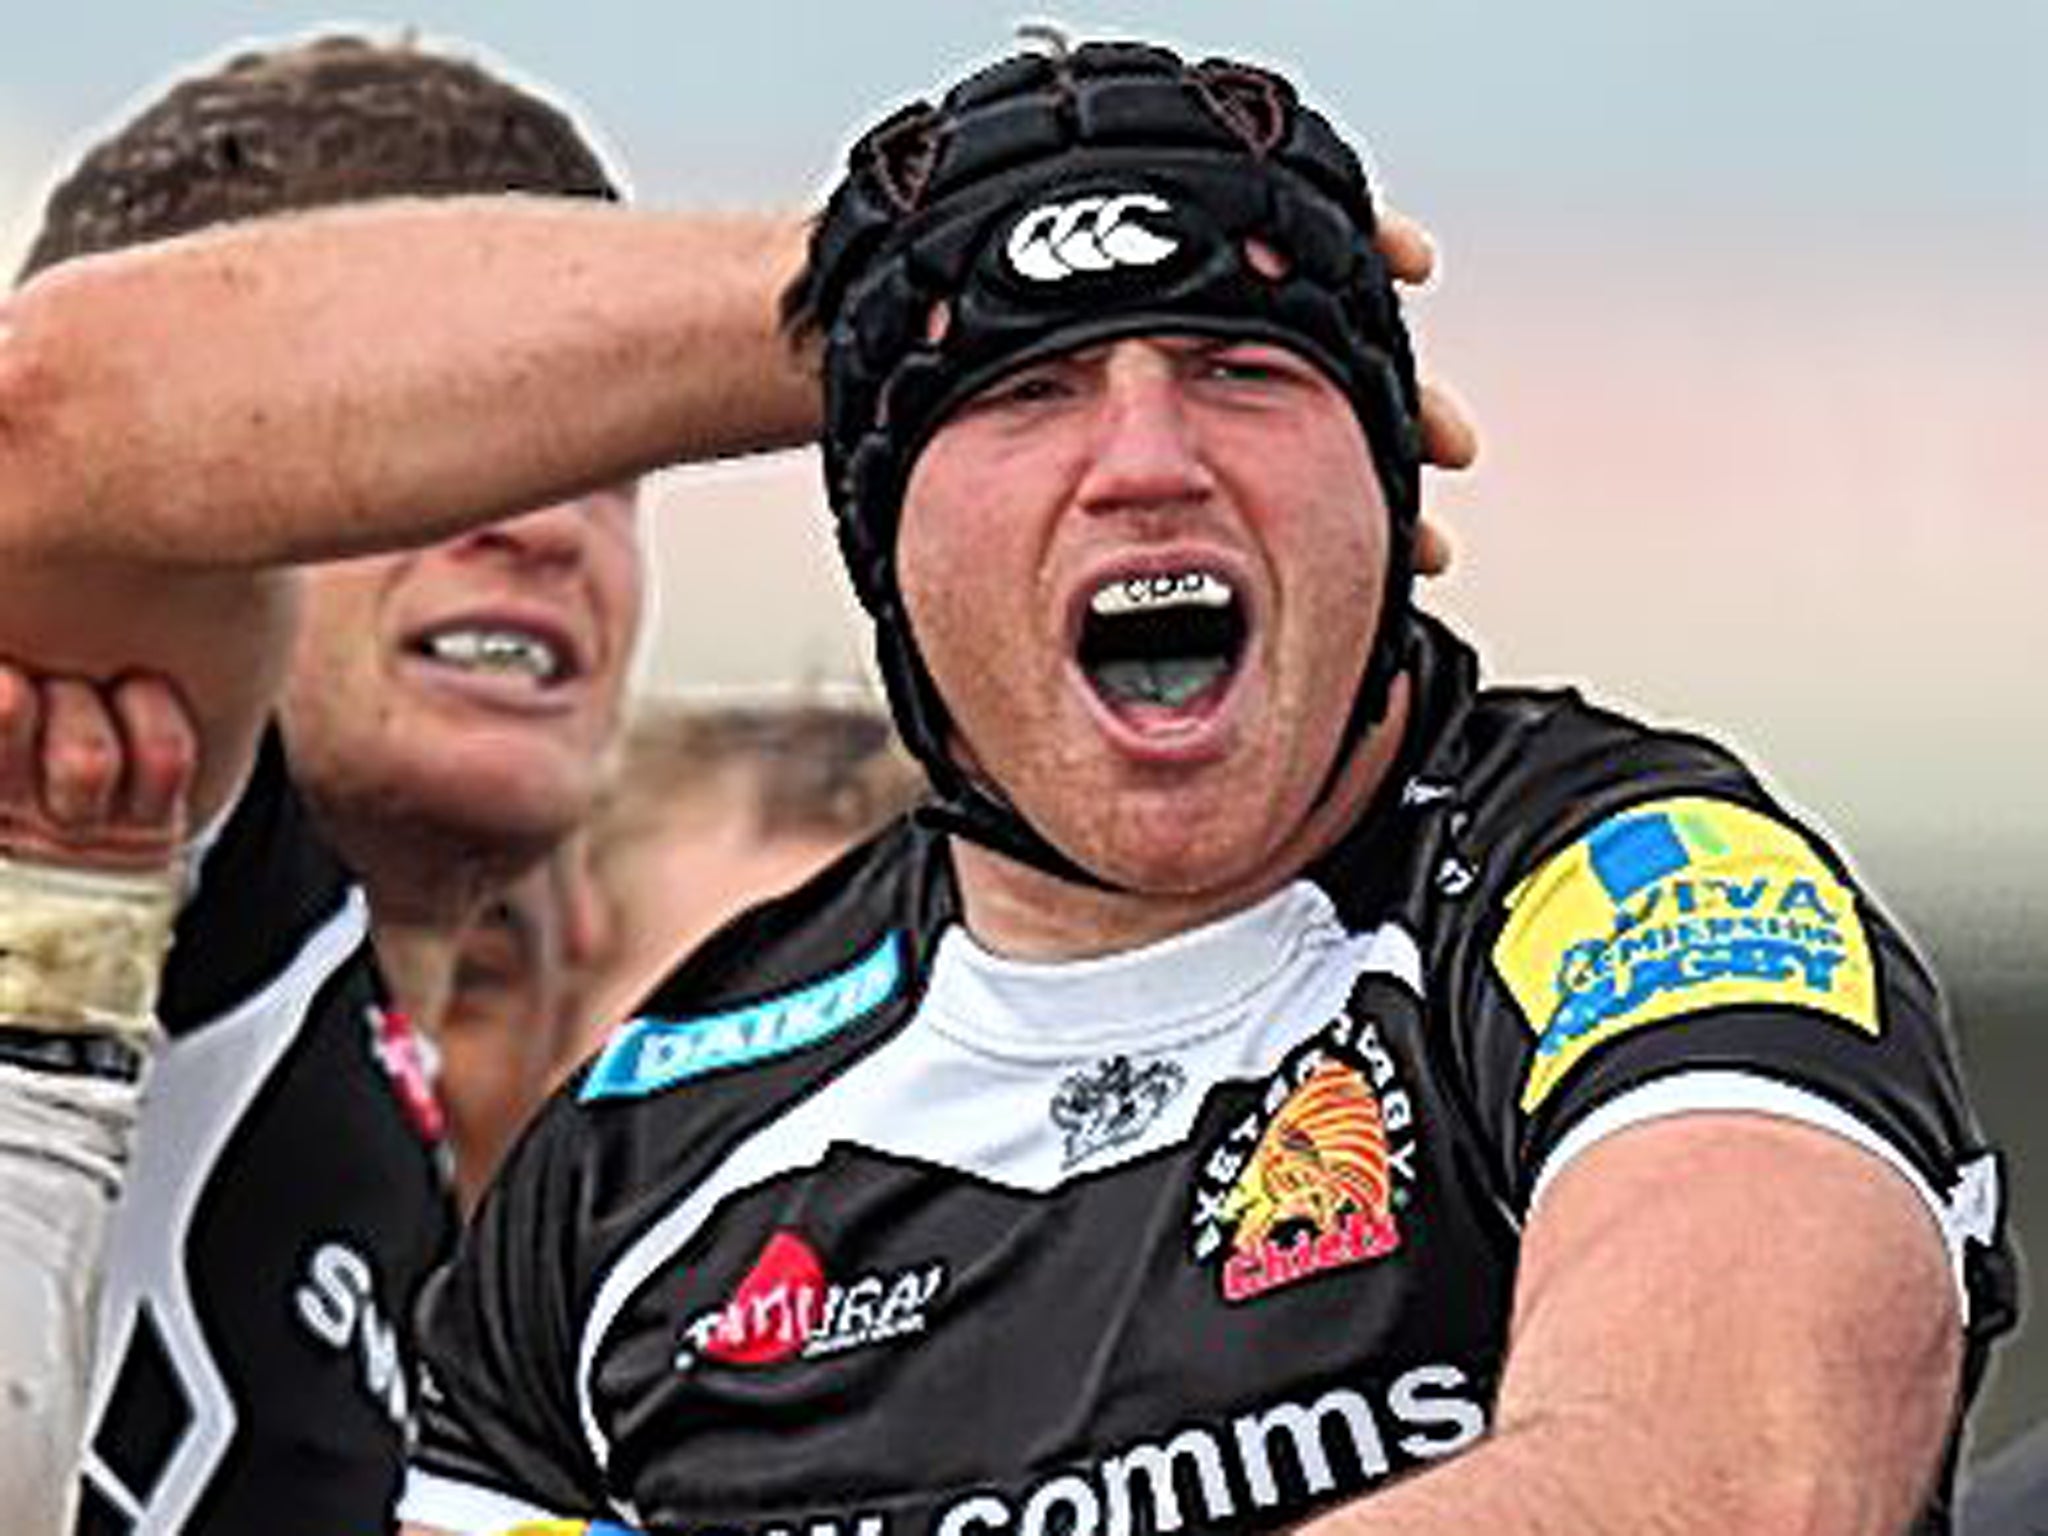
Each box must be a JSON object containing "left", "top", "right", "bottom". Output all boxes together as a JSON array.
[
  {"left": 369, "top": 1005, "right": 446, "bottom": 1145},
  {"left": 1218, "top": 1058, "right": 1399, "bottom": 1301},
  {"left": 679, "top": 1232, "right": 949, "bottom": 1371},
  {"left": 697, "top": 1231, "right": 827, "bottom": 1365}
]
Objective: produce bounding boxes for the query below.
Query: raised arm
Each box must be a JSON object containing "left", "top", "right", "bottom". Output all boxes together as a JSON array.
[
  {"left": 0, "top": 194, "right": 1470, "bottom": 570},
  {"left": 0, "top": 198, "right": 813, "bottom": 567}
]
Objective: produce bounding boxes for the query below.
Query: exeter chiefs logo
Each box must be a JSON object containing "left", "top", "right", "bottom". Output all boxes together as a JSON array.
[
  {"left": 1005, "top": 191, "right": 1181, "bottom": 282},
  {"left": 1189, "top": 1020, "right": 1418, "bottom": 1303}
]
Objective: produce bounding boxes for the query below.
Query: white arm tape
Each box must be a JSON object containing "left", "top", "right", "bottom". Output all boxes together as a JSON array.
[{"left": 0, "top": 852, "right": 182, "bottom": 1048}]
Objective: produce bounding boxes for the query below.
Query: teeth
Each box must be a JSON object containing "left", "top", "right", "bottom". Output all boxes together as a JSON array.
[
  {"left": 421, "top": 629, "right": 563, "bottom": 681},
  {"left": 1090, "top": 571, "right": 1232, "bottom": 618}
]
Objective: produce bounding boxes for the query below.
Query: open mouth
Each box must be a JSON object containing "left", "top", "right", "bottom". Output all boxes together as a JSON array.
[
  {"left": 407, "top": 625, "right": 576, "bottom": 686},
  {"left": 1077, "top": 570, "right": 1246, "bottom": 713}
]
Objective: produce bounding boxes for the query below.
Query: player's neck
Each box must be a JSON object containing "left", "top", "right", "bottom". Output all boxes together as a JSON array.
[
  {"left": 352, "top": 845, "right": 518, "bottom": 1034},
  {"left": 364, "top": 909, "right": 465, "bottom": 1036},
  {"left": 316, "top": 800, "right": 540, "bottom": 925}
]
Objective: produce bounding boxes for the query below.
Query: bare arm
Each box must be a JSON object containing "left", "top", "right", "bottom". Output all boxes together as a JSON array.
[
  {"left": 0, "top": 197, "right": 813, "bottom": 567},
  {"left": 0, "top": 196, "right": 1468, "bottom": 569},
  {"left": 1316, "top": 1114, "right": 1960, "bottom": 1535}
]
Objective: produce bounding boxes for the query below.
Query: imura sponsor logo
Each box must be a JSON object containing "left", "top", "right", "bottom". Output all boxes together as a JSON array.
[
  {"left": 1189, "top": 1018, "right": 1419, "bottom": 1302},
  {"left": 676, "top": 1230, "right": 947, "bottom": 1370}
]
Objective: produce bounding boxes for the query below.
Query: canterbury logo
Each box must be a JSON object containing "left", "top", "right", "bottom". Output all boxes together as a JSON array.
[{"left": 1006, "top": 192, "right": 1180, "bottom": 282}]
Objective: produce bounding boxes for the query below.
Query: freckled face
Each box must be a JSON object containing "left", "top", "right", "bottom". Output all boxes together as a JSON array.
[{"left": 896, "top": 335, "right": 1387, "bottom": 895}]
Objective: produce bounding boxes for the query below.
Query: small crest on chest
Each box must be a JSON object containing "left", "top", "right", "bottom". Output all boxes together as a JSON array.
[{"left": 1050, "top": 1053, "right": 1187, "bottom": 1169}]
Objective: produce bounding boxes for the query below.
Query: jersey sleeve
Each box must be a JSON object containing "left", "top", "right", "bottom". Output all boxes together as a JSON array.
[
  {"left": 1453, "top": 787, "right": 2014, "bottom": 1337},
  {"left": 403, "top": 1096, "right": 612, "bottom": 1531},
  {"left": 159, "top": 726, "right": 356, "bottom": 1035}
]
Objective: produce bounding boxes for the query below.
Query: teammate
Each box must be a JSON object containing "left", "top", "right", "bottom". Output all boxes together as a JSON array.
[
  {"left": 558, "top": 690, "right": 927, "bottom": 1063},
  {"left": 394, "top": 39, "right": 2015, "bottom": 1536},
  {"left": 437, "top": 691, "right": 926, "bottom": 1204},
  {"left": 0, "top": 33, "right": 804, "bottom": 1534},
  {"left": 439, "top": 855, "right": 598, "bottom": 1210}
]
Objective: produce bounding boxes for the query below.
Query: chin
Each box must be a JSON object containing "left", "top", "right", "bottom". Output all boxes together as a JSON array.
[
  {"left": 1070, "top": 810, "right": 1280, "bottom": 900},
  {"left": 398, "top": 753, "right": 593, "bottom": 852}
]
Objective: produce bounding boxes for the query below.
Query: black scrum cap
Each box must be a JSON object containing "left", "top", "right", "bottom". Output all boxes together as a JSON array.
[{"left": 794, "top": 39, "right": 1422, "bottom": 883}]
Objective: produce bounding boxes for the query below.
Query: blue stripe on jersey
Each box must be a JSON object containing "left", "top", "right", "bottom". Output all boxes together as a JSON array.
[{"left": 582, "top": 933, "right": 903, "bottom": 1102}]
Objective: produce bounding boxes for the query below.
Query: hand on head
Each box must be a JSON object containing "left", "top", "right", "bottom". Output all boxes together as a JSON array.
[{"left": 1375, "top": 206, "right": 1474, "bottom": 579}]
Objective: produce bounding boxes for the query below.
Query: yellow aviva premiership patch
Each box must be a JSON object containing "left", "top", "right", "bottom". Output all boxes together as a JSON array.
[{"left": 1494, "top": 796, "right": 1879, "bottom": 1111}]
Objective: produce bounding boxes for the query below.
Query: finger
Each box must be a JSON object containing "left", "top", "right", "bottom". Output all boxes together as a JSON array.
[
  {"left": 1418, "top": 380, "right": 1480, "bottom": 471},
  {"left": 1414, "top": 517, "right": 1455, "bottom": 579},
  {"left": 0, "top": 661, "right": 40, "bottom": 809},
  {"left": 109, "top": 673, "right": 199, "bottom": 838},
  {"left": 1376, "top": 207, "right": 1438, "bottom": 288},
  {"left": 37, "top": 676, "right": 124, "bottom": 829}
]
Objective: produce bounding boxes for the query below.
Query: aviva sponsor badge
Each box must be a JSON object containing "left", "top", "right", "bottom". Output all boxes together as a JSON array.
[{"left": 1493, "top": 797, "right": 1879, "bottom": 1110}]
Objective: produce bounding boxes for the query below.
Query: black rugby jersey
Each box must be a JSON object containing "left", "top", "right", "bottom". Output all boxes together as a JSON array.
[
  {"left": 405, "top": 619, "right": 2013, "bottom": 1536},
  {"left": 77, "top": 730, "right": 457, "bottom": 1535}
]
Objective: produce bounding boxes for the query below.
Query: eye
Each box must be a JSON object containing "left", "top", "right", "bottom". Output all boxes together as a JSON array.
[
  {"left": 1001, "top": 373, "right": 1071, "bottom": 403},
  {"left": 1201, "top": 346, "right": 1305, "bottom": 386},
  {"left": 1205, "top": 356, "right": 1280, "bottom": 385},
  {"left": 967, "top": 363, "right": 1080, "bottom": 413}
]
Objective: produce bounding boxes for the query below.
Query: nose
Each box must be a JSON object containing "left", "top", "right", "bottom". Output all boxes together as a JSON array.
[
  {"left": 1074, "top": 347, "right": 1217, "bottom": 515},
  {"left": 457, "top": 497, "right": 600, "bottom": 570}
]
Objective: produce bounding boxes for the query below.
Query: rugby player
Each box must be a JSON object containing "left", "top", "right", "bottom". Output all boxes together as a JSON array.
[{"left": 392, "top": 38, "right": 2014, "bottom": 1536}]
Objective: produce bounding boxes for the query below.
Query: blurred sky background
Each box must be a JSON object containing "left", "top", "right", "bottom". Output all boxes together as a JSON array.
[{"left": 7, "top": 0, "right": 2046, "bottom": 1451}]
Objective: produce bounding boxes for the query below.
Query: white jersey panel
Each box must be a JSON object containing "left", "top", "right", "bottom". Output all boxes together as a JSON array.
[{"left": 576, "top": 883, "right": 1421, "bottom": 1469}]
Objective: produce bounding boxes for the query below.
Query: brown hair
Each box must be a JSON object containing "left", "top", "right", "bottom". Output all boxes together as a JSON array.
[
  {"left": 19, "top": 32, "right": 618, "bottom": 280},
  {"left": 589, "top": 691, "right": 926, "bottom": 861}
]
